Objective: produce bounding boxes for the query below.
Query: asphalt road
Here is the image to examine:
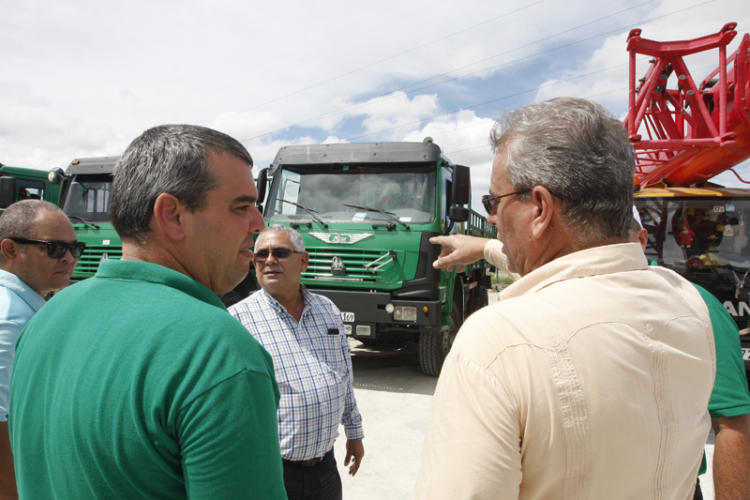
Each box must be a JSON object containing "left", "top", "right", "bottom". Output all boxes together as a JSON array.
[{"left": 334, "top": 338, "right": 717, "bottom": 500}]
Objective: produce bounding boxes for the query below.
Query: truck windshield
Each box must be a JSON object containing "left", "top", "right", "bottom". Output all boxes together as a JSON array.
[
  {"left": 62, "top": 174, "right": 112, "bottom": 222},
  {"left": 266, "top": 164, "right": 436, "bottom": 224}
]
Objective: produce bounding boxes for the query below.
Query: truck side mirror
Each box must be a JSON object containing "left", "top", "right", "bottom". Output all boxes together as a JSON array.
[
  {"left": 451, "top": 165, "right": 470, "bottom": 206},
  {"left": 256, "top": 167, "right": 268, "bottom": 213},
  {"left": 448, "top": 206, "right": 469, "bottom": 222},
  {"left": 0, "top": 176, "right": 17, "bottom": 209}
]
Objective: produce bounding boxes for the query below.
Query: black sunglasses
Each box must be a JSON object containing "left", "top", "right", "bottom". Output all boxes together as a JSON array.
[
  {"left": 11, "top": 238, "right": 86, "bottom": 259},
  {"left": 481, "top": 190, "right": 530, "bottom": 215},
  {"left": 254, "top": 247, "right": 302, "bottom": 262}
]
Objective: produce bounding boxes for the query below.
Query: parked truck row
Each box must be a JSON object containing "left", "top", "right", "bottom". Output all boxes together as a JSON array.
[{"left": 0, "top": 140, "right": 495, "bottom": 376}]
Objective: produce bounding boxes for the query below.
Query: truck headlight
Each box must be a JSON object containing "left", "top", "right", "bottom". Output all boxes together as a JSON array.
[
  {"left": 355, "top": 324, "right": 372, "bottom": 336},
  {"left": 393, "top": 305, "right": 418, "bottom": 322}
]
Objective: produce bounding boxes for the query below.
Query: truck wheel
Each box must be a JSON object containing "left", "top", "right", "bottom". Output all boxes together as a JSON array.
[{"left": 419, "top": 296, "right": 461, "bottom": 377}]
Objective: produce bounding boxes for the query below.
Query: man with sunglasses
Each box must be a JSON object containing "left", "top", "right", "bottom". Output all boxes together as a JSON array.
[
  {"left": 417, "top": 98, "right": 715, "bottom": 500},
  {"left": 0, "top": 199, "right": 80, "bottom": 498},
  {"left": 229, "top": 225, "right": 364, "bottom": 500},
  {"left": 9, "top": 125, "right": 286, "bottom": 499}
]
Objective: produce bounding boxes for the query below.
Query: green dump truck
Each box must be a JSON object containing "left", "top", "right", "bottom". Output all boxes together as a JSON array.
[
  {"left": 0, "top": 158, "right": 120, "bottom": 281},
  {"left": 257, "top": 140, "right": 495, "bottom": 375},
  {"left": 0, "top": 163, "right": 66, "bottom": 207},
  {"left": 52, "top": 157, "right": 120, "bottom": 280}
]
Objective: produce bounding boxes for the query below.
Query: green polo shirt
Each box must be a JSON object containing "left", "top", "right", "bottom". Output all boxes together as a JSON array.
[
  {"left": 694, "top": 284, "right": 750, "bottom": 475},
  {"left": 9, "top": 259, "right": 286, "bottom": 499}
]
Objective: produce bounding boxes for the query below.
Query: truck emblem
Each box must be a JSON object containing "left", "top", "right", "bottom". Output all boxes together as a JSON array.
[
  {"left": 309, "top": 232, "right": 372, "bottom": 245},
  {"left": 331, "top": 256, "right": 346, "bottom": 275}
]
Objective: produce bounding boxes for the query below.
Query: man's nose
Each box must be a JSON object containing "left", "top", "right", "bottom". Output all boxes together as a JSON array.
[
  {"left": 488, "top": 212, "right": 498, "bottom": 227},
  {"left": 249, "top": 206, "right": 265, "bottom": 234}
]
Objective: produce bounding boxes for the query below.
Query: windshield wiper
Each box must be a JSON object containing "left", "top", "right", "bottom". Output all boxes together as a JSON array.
[
  {"left": 67, "top": 215, "right": 100, "bottom": 230},
  {"left": 343, "top": 203, "right": 409, "bottom": 229},
  {"left": 281, "top": 200, "right": 328, "bottom": 228}
]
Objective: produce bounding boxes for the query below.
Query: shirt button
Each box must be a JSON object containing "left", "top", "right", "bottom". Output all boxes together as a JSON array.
[
  {"left": 646, "top": 323, "right": 654, "bottom": 333},
  {"left": 550, "top": 337, "right": 560, "bottom": 347}
]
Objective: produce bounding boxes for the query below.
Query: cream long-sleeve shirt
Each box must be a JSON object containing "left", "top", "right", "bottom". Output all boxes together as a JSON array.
[{"left": 417, "top": 242, "right": 715, "bottom": 500}]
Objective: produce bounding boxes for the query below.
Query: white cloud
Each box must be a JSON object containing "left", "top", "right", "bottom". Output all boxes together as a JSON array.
[
  {"left": 340, "top": 91, "right": 439, "bottom": 139},
  {"left": 1, "top": 0, "right": 747, "bottom": 193},
  {"left": 210, "top": 111, "right": 288, "bottom": 144},
  {"left": 534, "top": 0, "right": 749, "bottom": 115},
  {"left": 402, "top": 109, "right": 496, "bottom": 210}
]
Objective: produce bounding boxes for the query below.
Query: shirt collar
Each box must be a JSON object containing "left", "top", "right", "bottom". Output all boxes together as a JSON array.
[
  {"left": 499, "top": 242, "right": 649, "bottom": 300},
  {"left": 95, "top": 259, "right": 226, "bottom": 309},
  {"left": 0, "top": 268, "right": 46, "bottom": 312},
  {"left": 258, "top": 285, "right": 311, "bottom": 316}
]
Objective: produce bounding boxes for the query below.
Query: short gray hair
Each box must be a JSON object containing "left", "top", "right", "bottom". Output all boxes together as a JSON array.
[
  {"left": 110, "top": 124, "right": 253, "bottom": 240},
  {"left": 0, "top": 200, "right": 66, "bottom": 241},
  {"left": 256, "top": 225, "right": 305, "bottom": 252},
  {"left": 490, "top": 97, "right": 634, "bottom": 240}
]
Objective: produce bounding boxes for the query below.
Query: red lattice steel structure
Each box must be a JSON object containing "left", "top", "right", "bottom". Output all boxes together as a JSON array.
[{"left": 625, "top": 23, "right": 750, "bottom": 188}]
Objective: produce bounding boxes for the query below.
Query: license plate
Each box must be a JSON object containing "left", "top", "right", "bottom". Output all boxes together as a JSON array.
[
  {"left": 743, "top": 348, "right": 750, "bottom": 361},
  {"left": 341, "top": 311, "right": 355, "bottom": 323}
]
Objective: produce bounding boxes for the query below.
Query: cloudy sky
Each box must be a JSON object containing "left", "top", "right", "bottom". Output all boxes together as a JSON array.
[{"left": 2, "top": 0, "right": 748, "bottom": 209}]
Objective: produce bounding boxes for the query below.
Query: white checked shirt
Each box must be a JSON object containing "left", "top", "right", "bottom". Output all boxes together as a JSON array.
[{"left": 229, "top": 286, "right": 363, "bottom": 461}]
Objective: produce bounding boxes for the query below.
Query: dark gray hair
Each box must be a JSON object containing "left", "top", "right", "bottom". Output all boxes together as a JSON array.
[
  {"left": 256, "top": 225, "right": 305, "bottom": 252},
  {"left": 110, "top": 124, "right": 253, "bottom": 240},
  {"left": 490, "top": 97, "right": 634, "bottom": 241},
  {"left": 0, "top": 200, "right": 66, "bottom": 241}
]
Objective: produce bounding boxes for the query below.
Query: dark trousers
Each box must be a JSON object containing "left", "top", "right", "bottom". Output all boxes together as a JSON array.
[
  {"left": 693, "top": 478, "right": 703, "bottom": 500},
  {"left": 282, "top": 449, "right": 342, "bottom": 500}
]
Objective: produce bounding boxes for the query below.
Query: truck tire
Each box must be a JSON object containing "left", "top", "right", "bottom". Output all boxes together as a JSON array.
[{"left": 419, "top": 295, "right": 461, "bottom": 377}]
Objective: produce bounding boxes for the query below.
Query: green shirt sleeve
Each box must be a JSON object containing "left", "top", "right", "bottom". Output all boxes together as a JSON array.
[
  {"left": 178, "top": 369, "right": 287, "bottom": 499},
  {"left": 694, "top": 285, "right": 750, "bottom": 418}
]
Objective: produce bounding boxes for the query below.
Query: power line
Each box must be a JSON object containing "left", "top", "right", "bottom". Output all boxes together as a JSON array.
[
  {"left": 344, "top": 3, "right": 737, "bottom": 141},
  {"left": 243, "top": 0, "right": 712, "bottom": 143},
  {"left": 349, "top": 61, "right": 633, "bottom": 141},
  {"left": 242, "top": 0, "right": 547, "bottom": 112}
]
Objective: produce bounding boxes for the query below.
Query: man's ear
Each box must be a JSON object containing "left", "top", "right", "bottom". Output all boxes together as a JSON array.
[
  {"left": 0, "top": 239, "right": 17, "bottom": 260},
  {"left": 300, "top": 251, "right": 310, "bottom": 273},
  {"left": 529, "top": 185, "right": 557, "bottom": 239},
  {"left": 152, "top": 193, "right": 186, "bottom": 241}
]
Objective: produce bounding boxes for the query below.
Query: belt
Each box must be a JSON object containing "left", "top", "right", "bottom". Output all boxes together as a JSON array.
[{"left": 282, "top": 449, "right": 331, "bottom": 468}]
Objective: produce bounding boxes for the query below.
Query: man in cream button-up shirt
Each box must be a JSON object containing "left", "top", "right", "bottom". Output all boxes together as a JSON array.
[{"left": 416, "top": 98, "right": 715, "bottom": 500}]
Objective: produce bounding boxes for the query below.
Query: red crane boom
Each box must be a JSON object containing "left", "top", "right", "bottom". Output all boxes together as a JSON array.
[{"left": 625, "top": 23, "right": 750, "bottom": 187}]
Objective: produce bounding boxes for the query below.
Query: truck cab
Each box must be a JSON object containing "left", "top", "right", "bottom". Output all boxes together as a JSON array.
[
  {"left": 53, "top": 157, "right": 120, "bottom": 279},
  {"left": 258, "top": 141, "right": 494, "bottom": 375}
]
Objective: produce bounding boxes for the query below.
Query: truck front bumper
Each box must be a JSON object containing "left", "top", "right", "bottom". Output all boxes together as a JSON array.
[{"left": 313, "top": 289, "right": 442, "bottom": 335}]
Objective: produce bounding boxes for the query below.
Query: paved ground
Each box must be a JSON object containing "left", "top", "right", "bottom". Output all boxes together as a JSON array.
[
  {"left": 334, "top": 341, "right": 435, "bottom": 499},
  {"left": 334, "top": 339, "right": 717, "bottom": 499}
]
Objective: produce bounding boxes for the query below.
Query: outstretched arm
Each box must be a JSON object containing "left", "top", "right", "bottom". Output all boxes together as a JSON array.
[{"left": 430, "top": 235, "right": 490, "bottom": 271}]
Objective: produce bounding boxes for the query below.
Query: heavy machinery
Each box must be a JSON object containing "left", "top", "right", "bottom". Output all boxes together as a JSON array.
[{"left": 626, "top": 23, "right": 750, "bottom": 370}]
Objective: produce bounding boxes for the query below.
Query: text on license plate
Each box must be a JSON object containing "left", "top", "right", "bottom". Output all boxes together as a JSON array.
[
  {"left": 341, "top": 311, "right": 355, "bottom": 323},
  {"left": 743, "top": 348, "right": 750, "bottom": 361}
]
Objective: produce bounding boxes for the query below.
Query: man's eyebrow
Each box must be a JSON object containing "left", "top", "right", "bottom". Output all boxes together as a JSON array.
[{"left": 233, "top": 195, "right": 258, "bottom": 204}]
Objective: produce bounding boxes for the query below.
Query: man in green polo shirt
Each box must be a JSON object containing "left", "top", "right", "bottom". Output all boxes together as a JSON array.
[{"left": 9, "top": 125, "right": 287, "bottom": 499}]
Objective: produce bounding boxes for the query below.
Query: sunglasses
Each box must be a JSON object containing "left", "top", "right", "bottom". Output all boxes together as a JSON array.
[
  {"left": 254, "top": 247, "right": 302, "bottom": 262},
  {"left": 481, "top": 190, "right": 530, "bottom": 215},
  {"left": 11, "top": 237, "right": 86, "bottom": 259}
]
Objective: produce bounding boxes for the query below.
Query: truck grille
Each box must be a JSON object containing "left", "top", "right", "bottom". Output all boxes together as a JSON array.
[
  {"left": 303, "top": 248, "right": 388, "bottom": 284},
  {"left": 73, "top": 245, "right": 122, "bottom": 277}
]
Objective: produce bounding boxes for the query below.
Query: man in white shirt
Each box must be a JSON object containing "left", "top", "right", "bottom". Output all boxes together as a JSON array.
[{"left": 416, "top": 97, "right": 715, "bottom": 500}]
